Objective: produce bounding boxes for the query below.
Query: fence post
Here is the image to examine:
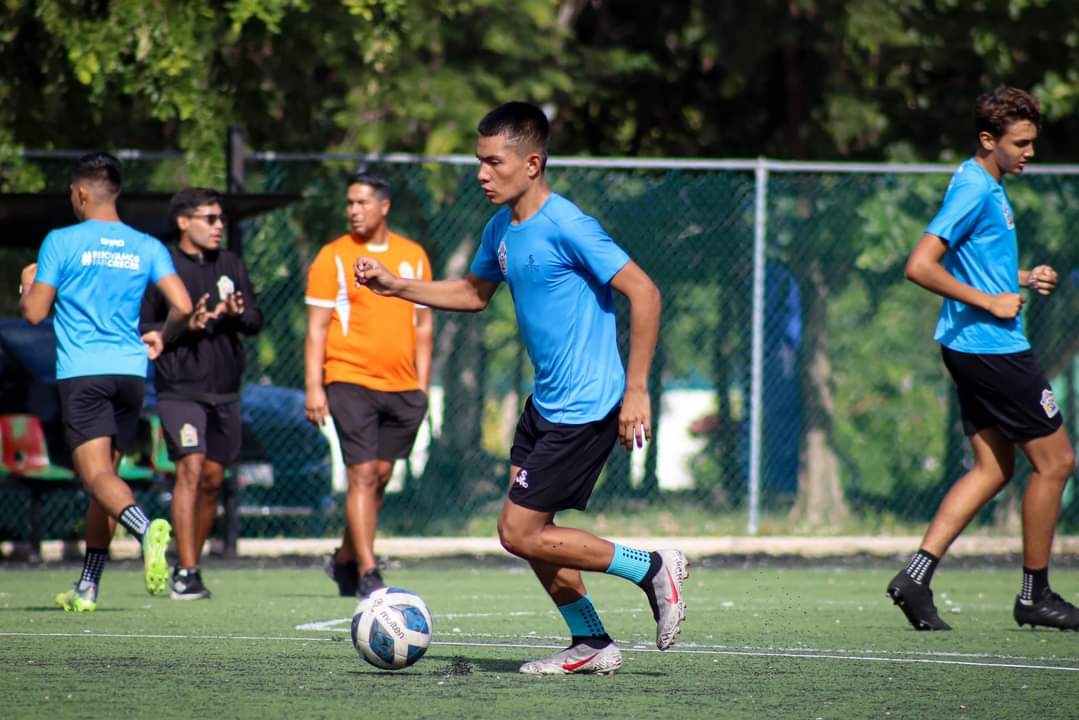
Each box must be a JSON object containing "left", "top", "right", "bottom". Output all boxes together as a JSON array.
[
  {"left": 748, "top": 158, "right": 769, "bottom": 534},
  {"left": 226, "top": 125, "right": 247, "bottom": 257},
  {"left": 223, "top": 124, "right": 246, "bottom": 558}
]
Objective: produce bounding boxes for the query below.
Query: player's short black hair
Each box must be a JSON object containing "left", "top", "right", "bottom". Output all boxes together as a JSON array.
[
  {"left": 350, "top": 172, "right": 391, "bottom": 201},
  {"left": 477, "top": 101, "right": 550, "bottom": 169},
  {"left": 976, "top": 87, "right": 1041, "bottom": 138},
  {"left": 72, "top": 152, "right": 122, "bottom": 195},
  {"left": 168, "top": 187, "right": 224, "bottom": 231}
]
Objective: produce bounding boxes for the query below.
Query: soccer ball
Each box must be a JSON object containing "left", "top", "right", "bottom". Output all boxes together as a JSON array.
[{"left": 351, "top": 587, "right": 433, "bottom": 670}]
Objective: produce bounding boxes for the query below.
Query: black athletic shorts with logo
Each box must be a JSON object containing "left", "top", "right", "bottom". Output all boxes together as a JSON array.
[
  {"left": 57, "top": 374, "right": 145, "bottom": 452},
  {"left": 941, "top": 346, "right": 1063, "bottom": 443},
  {"left": 156, "top": 397, "right": 242, "bottom": 465},
  {"left": 325, "top": 383, "right": 428, "bottom": 466},
  {"left": 508, "top": 395, "right": 620, "bottom": 513}
]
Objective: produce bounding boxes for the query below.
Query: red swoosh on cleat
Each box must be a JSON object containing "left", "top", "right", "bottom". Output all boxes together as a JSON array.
[
  {"left": 665, "top": 567, "right": 680, "bottom": 605},
  {"left": 562, "top": 653, "right": 599, "bottom": 672}
]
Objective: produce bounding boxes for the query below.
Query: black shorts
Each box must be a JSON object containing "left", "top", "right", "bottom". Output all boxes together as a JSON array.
[
  {"left": 508, "top": 396, "right": 620, "bottom": 513},
  {"left": 941, "top": 346, "right": 1063, "bottom": 443},
  {"left": 57, "top": 375, "right": 145, "bottom": 452},
  {"left": 325, "top": 383, "right": 428, "bottom": 466},
  {"left": 156, "top": 398, "right": 242, "bottom": 465}
]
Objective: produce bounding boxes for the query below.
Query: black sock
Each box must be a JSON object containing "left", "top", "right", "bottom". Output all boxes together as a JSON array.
[
  {"left": 903, "top": 549, "right": 939, "bottom": 585},
  {"left": 1021, "top": 567, "right": 1049, "bottom": 604},
  {"left": 118, "top": 504, "right": 150, "bottom": 540},
  {"left": 78, "top": 547, "right": 108, "bottom": 589},
  {"left": 571, "top": 634, "right": 612, "bottom": 649}
]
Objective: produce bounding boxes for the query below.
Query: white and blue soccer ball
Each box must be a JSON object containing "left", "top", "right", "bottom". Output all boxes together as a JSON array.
[{"left": 351, "top": 587, "right": 433, "bottom": 670}]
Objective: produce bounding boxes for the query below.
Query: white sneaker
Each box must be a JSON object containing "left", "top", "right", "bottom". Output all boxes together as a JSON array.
[
  {"left": 645, "top": 549, "right": 688, "bottom": 650},
  {"left": 518, "top": 641, "right": 623, "bottom": 675}
]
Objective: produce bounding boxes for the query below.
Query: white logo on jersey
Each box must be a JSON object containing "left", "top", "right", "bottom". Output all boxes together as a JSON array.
[
  {"left": 398, "top": 261, "right": 416, "bottom": 280},
  {"left": 100, "top": 237, "right": 126, "bottom": 247},
  {"left": 217, "top": 274, "right": 235, "bottom": 300},
  {"left": 1001, "top": 199, "right": 1015, "bottom": 229},
  {"left": 80, "top": 250, "right": 141, "bottom": 270},
  {"left": 497, "top": 240, "right": 508, "bottom": 277}
]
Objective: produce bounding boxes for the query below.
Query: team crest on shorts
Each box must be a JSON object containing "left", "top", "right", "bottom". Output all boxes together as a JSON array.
[
  {"left": 514, "top": 468, "right": 529, "bottom": 489},
  {"left": 180, "top": 423, "right": 199, "bottom": 448},
  {"left": 1040, "top": 389, "right": 1059, "bottom": 419}
]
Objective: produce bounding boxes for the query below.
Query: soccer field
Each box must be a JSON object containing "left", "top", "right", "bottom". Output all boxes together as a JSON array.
[{"left": 2, "top": 559, "right": 1077, "bottom": 720}]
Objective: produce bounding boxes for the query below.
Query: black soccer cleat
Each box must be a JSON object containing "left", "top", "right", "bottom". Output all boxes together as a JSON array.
[
  {"left": 171, "top": 568, "right": 212, "bottom": 600},
  {"left": 324, "top": 551, "right": 359, "bottom": 597},
  {"left": 886, "top": 572, "right": 951, "bottom": 631},
  {"left": 1014, "top": 588, "right": 1079, "bottom": 630},
  {"left": 357, "top": 568, "right": 387, "bottom": 598}
]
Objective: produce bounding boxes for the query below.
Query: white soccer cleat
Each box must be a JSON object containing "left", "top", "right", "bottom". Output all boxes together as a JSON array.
[
  {"left": 646, "top": 549, "right": 688, "bottom": 650},
  {"left": 518, "top": 641, "right": 623, "bottom": 675}
]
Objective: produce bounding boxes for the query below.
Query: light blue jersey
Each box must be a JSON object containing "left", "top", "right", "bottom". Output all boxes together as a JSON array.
[
  {"left": 471, "top": 194, "right": 630, "bottom": 423},
  {"left": 34, "top": 220, "right": 176, "bottom": 379},
  {"left": 926, "top": 158, "right": 1029, "bottom": 354}
]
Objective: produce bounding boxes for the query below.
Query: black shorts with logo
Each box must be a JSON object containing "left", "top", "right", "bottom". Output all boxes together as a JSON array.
[
  {"left": 508, "top": 396, "right": 620, "bottom": 513},
  {"left": 941, "top": 346, "right": 1063, "bottom": 443},
  {"left": 156, "top": 397, "right": 242, "bottom": 465},
  {"left": 326, "top": 383, "right": 428, "bottom": 466},
  {"left": 57, "top": 374, "right": 145, "bottom": 452}
]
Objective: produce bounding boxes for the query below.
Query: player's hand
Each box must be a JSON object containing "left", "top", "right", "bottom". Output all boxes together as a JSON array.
[
  {"left": 618, "top": 387, "right": 652, "bottom": 451},
  {"left": 19, "top": 262, "right": 37, "bottom": 294},
  {"left": 986, "top": 292, "right": 1024, "bottom": 319},
  {"left": 1028, "top": 265, "right": 1058, "bottom": 296},
  {"left": 188, "top": 293, "right": 213, "bottom": 330},
  {"left": 218, "top": 291, "right": 245, "bottom": 316},
  {"left": 354, "top": 257, "right": 399, "bottom": 295},
  {"left": 304, "top": 386, "right": 330, "bottom": 427},
  {"left": 141, "top": 330, "right": 164, "bottom": 359}
]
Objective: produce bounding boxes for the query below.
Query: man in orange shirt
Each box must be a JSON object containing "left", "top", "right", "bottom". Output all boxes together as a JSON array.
[{"left": 304, "top": 173, "right": 433, "bottom": 598}]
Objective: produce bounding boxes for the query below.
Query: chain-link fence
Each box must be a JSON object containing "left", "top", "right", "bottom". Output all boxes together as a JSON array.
[{"left": 3, "top": 152, "right": 1079, "bottom": 544}]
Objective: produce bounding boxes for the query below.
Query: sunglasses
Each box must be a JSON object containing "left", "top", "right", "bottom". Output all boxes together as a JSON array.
[{"left": 190, "top": 213, "right": 227, "bottom": 225}]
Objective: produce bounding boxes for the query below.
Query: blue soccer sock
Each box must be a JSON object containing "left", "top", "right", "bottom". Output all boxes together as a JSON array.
[
  {"left": 604, "top": 543, "right": 653, "bottom": 584},
  {"left": 558, "top": 594, "right": 608, "bottom": 641}
]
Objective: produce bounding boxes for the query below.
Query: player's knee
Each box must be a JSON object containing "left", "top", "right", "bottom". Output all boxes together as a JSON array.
[
  {"left": 346, "top": 464, "right": 380, "bottom": 492},
  {"left": 496, "top": 520, "right": 529, "bottom": 559}
]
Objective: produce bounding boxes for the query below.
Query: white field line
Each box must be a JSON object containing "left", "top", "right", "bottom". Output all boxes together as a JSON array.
[{"left": 4, "top": 628, "right": 1079, "bottom": 673}]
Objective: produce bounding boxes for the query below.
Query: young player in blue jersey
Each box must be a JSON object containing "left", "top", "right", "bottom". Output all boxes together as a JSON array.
[
  {"left": 19, "top": 152, "right": 195, "bottom": 611},
  {"left": 888, "top": 87, "right": 1078, "bottom": 631},
  {"left": 354, "top": 101, "right": 687, "bottom": 674}
]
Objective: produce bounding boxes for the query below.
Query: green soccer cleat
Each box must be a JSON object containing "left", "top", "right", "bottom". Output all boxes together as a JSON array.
[
  {"left": 56, "top": 583, "right": 98, "bottom": 612},
  {"left": 142, "top": 518, "right": 172, "bottom": 596}
]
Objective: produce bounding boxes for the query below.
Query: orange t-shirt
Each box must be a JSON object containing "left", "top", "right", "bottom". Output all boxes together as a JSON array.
[{"left": 304, "top": 231, "right": 431, "bottom": 391}]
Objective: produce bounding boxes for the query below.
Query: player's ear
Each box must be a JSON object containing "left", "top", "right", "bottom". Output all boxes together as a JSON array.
[
  {"left": 977, "top": 130, "right": 997, "bottom": 152},
  {"left": 526, "top": 152, "right": 543, "bottom": 179}
]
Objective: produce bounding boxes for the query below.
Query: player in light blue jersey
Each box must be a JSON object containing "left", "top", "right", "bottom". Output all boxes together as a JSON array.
[
  {"left": 19, "top": 152, "right": 195, "bottom": 610},
  {"left": 355, "top": 102, "right": 687, "bottom": 674},
  {"left": 887, "top": 88, "right": 1078, "bottom": 631}
]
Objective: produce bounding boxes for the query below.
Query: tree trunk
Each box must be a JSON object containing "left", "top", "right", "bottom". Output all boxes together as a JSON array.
[{"left": 790, "top": 261, "right": 850, "bottom": 528}]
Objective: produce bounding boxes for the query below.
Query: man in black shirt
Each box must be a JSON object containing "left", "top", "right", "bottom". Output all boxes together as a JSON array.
[{"left": 141, "top": 187, "right": 264, "bottom": 599}]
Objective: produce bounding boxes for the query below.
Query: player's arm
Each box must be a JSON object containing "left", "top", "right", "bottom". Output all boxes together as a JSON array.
[
  {"left": 610, "top": 260, "right": 661, "bottom": 450},
  {"left": 415, "top": 307, "right": 434, "bottom": 394},
  {"left": 18, "top": 263, "right": 56, "bottom": 325},
  {"left": 224, "top": 259, "right": 265, "bottom": 335},
  {"left": 304, "top": 304, "right": 333, "bottom": 426},
  {"left": 355, "top": 257, "right": 498, "bottom": 312},
  {"left": 155, "top": 274, "right": 195, "bottom": 344},
  {"left": 905, "top": 233, "right": 1023, "bottom": 319}
]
